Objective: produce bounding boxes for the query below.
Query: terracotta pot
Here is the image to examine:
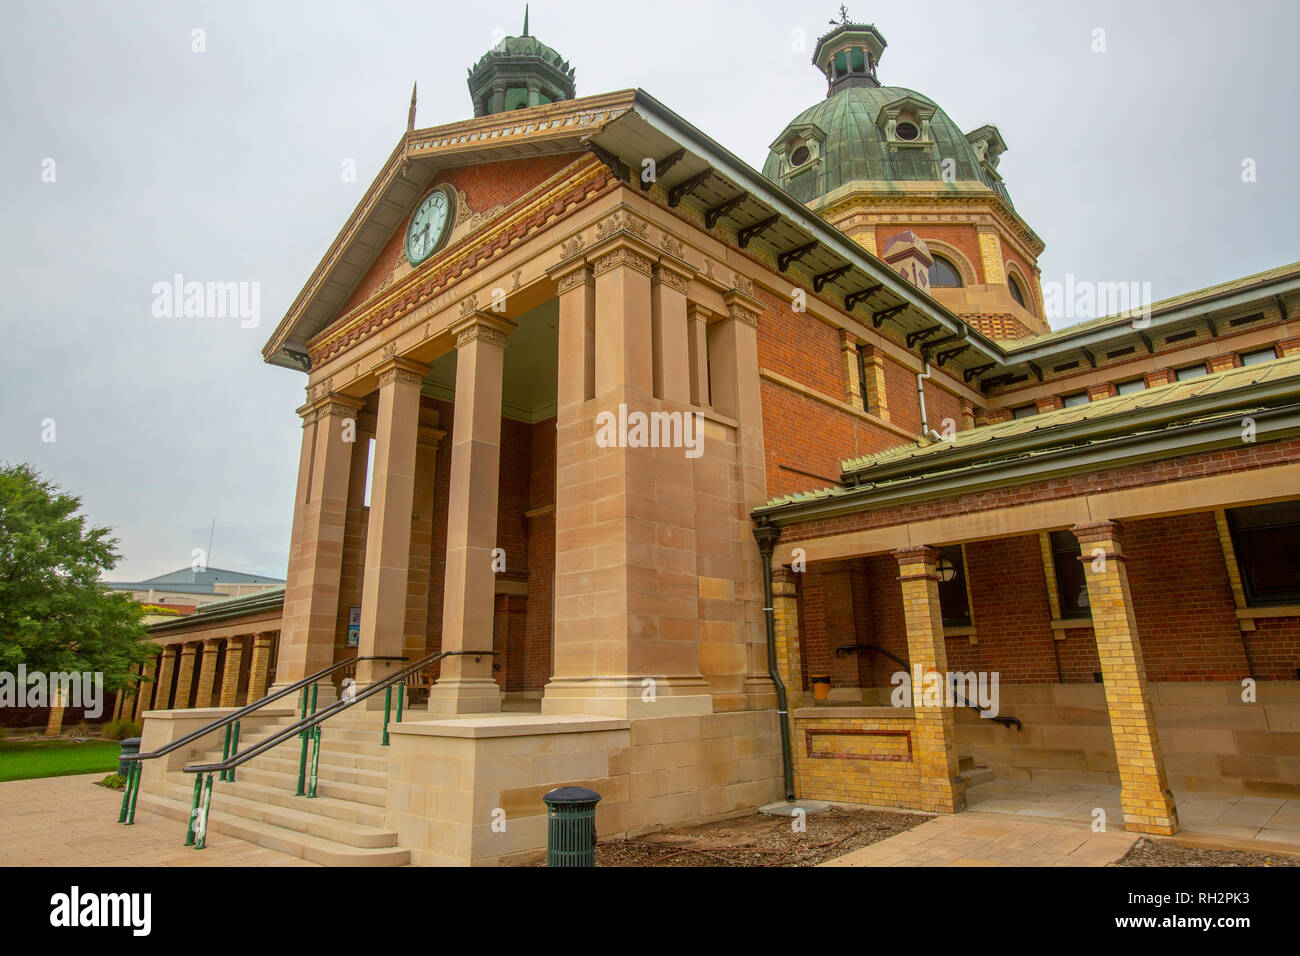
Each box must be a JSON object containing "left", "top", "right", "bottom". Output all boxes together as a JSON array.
[{"left": 811, "top": 674, "right": 831, "bottom": 701}]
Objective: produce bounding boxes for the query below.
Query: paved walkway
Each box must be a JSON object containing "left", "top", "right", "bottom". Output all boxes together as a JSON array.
[
  {"left": 0, "top": 774, "right": 315, "bottom": 867},
  {"left": 825, "top": 809, "right": 1139, "bottom": 867},
  {"left": 966, "top": 778, "right": 1300, "bottom": 849}
]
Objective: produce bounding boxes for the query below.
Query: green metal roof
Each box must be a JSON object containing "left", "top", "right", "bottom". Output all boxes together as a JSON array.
[
  {"left": 757, "top": 352, "right": 1300, "bottom": 515},
  {"left": 147, "top": 586, "right": 284, "bottom": 634},
  {"left": 762, "top": 86, "right": 1011, "bottom": 206}
]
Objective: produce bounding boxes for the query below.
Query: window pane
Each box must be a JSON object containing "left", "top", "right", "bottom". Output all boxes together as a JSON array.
[
  {"left": 1062, "top": 392, "right": 1089, "bottom": 407},
  {"left": 1175, "top": 365, "right": 1207, "bottom": 381},
  {"left": 937, "top": 545, "right": 971, "bottom": 627},
  {"left": 1008, "top": 275, "right": 1026, "bottom": 307},
  {"left": 1050, "top": 530, "right": 1089, "bottom": 618},
  {"left": 1116, "top": 379, "right": 1146, "bottom": 395},
  {"left": 1227, "top": 501, "right": 1300, "bottom": 605},
  {"left": 928, "top": 255, "right": 963, "bottom": 288},
  {"left": 1011, "top": 404, "right": 1038, "bottom": 419},
  {"left": 1240, "top": 348, "right": 1277, "bottom": 366}
]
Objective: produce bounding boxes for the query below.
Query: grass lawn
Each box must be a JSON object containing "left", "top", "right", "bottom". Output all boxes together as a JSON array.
[{"left": 0, "top": 739, "right": 122, "bottom": 782}]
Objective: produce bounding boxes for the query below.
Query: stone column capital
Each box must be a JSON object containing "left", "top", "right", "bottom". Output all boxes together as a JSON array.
[
  {"left": 374, "top": 356, "right": 428, "bottom": 389},
  {"left": 449, "top": 312, "right": 515, "bottom": 349},
  {"left": 721, "top": 287, "right": 762, "bottom": 329},
  {"left": 686, "top": 302, "right": 714, "bottom": 324},
  {"left": 551, "top": 258, "right": 593, "bottom": 293},
  {"left": 651, "top": 259, "right": 692, "bottom": 293},
  {"left": 1071, "top": 519, "right": 1125, "bottom": 555}
]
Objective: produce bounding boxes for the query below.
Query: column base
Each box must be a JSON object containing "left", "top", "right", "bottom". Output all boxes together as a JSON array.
[
  {"left": 541, "top": 677, "right": 714, "bottom": 718},
  {"left": 425, "top": 678, "right": 503, "bottom": 714}
]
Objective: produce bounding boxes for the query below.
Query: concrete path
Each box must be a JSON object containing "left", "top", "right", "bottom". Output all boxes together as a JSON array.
[
  {"left": 823, "top": 809, "right": 1138, "bottom": 867},
  {"left": 0, "top": 773, "right": 315, "bottom": 867}
]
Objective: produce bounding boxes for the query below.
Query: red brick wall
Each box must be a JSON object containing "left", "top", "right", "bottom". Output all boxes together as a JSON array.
[
  {"left": 1248, "top": 619, "right": 1300, "bottom": 681},
  {"left": 964, "top": 536, "right": 1060, "bottom": 683},
  {"left": 1124, "top": 513, "right": 1248, "bottom": 681},
  {"left": 755, "top": 286, "right": 843, "bottom": 398},
  {"left": 334, "top": 154, "right": 580, "bottom": 322}
]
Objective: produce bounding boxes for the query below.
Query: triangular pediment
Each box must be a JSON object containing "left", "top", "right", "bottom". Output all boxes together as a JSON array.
[{"left": 263, "top": 90, "right": 636, "bottom": 369}]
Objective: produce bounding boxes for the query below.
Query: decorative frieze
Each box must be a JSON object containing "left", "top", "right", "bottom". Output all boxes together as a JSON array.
[
  {"left": 378, "top": 364, "right": 425, "bottom": 389},
  {"left": 556, "top": 263, "right": 594, "bottom": 294},
  {"left": 592, "top": 246, "right": 655, "bottom": 277},
  {"left": 652, "top": 262, "right": 690, "bottom": 293},
  {"left": 659, "top": 232, "right": 686, "bottom": 259},
  {"left": 459, "top": 294, "right": 478, "bottom": 317},
  {"left": 594, "top": 209, "right": 650, "bottom": 242},
  {"left": 559, "top": 234, "right": 586, "bottom": 259}
]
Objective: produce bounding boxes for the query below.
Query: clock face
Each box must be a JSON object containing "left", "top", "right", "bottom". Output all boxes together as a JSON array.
[{"left": 405, "top": 187, "right": 454, "bottom": 265}]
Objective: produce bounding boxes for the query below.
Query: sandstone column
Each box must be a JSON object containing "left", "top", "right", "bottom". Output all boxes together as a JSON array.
[
  {"left": 219, "top": 637, "right": 245, "bottom": 708},
  {"left": 355, "top": 357, "right": 428, "bottom": 688},
  {"left": 174, "top": 642, "right": 199, "bottom": 710},
  {"left": 153, "top": 645, "right": 179, "bottom": 709},
  {"left": 543, "top": 225, "right": 711, "bottom": 718},
  {"left": 1072, "top": 520, "right": 1179, "bottom": 835},
  {"left": 427, "top": 312, "right": 513, "bottom": 713},
  {"left": 194, "top": 638, "right": 222, "bottom": 708},
  {"left": 893, "top": 546, "right": 964, "bottom": 813},
  {"left": 274, "top": 392, "right": 364, "bottom": 697},
  {"left": 131, "top": 654, "right": 158, "bottom": 721},
  {"left": 686, "top": 304, "right": 711, "bottom": 406}
]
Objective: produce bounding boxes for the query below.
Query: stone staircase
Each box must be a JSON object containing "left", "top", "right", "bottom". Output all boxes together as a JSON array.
[
  {"left": 135, "top": 711, "right": 409, "bottom": 866},
  {"left": 958, "top": 754, "right": 996, "bottom": 790}
]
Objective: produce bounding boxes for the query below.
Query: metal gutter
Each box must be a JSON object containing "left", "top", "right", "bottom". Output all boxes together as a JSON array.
[
  {"left": 754, "top": 402, "right": 1300, "bottom": 527},
  {"left": 841, "top": 373, "right": 1300, "bottom": 483},
  {"left": 147, "top": 588, "right": 285, "bottom": 634}
]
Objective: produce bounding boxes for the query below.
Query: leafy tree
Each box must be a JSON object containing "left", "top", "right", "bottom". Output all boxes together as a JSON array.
[{"left": 0, "top": 463, "right": 149, "bottom": 691}]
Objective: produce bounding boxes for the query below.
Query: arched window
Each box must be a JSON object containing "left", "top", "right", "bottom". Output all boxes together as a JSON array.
[
  {"left": 1008, "top": 273, "right": 1028, "bottom": 308},
  {"left": 929, "top": 254, "right": 963, "bottom": 288}
]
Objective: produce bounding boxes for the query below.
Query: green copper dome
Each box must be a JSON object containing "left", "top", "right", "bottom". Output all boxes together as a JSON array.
[
  {"left": 763, "top": 19, "right": 1013, "bottom": 208},
  {"left": 466, "top": 8, "right": 576, "bottom": 116}
]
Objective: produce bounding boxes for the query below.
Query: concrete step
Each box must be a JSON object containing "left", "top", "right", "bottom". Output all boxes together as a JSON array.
[
  {"left": 150, "top": 781, "right": 398, "bottom": 850},
  {"left": 216, "top": 778, "right": 388, "bottom": 828},
  {"left": 229, "top": 765, "right": 388, "bottom": 807},
  {"left": 249, "top": 754, "right": 390, "bottom": 789},
  {"left": 135, "top": 790, "right": 408, "bottom": 867},
  {"left": 959, "top": 767, "right": 997, "bottom": 788}
]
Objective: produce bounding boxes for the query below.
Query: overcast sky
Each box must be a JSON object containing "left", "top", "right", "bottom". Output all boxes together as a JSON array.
[{"left": 2, "top": 0, "right": 1297, "bottom": 583}]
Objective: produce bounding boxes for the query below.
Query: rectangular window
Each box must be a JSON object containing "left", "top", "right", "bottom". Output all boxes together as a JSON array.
[
  {"left": 1239, "top": 347, "right": 1277, "bottom": 367},
  {"left": 1011, "top": 403, "right": 1038, "bottom": 419},
  {"left": 856, "top": 346, "right": 870, "bottom": 413},
  {"left": 1062, "top": 392, "right": 1089, "bottom": 408},
  {"left": 937, "top": 545, "right": 972, "bottom": 627},
  {"left": 1175, "top": 364, "right": 1208, "bottom": 381},
  {"left": 1226, "top": 501, "right": 1300, "bottom": 605},
  {"left": 1049, "top": 530, "right": 1090, "bottom": 618},
  {"left": 1115, "top": 378, "right": 1146, "bottom": 395}
]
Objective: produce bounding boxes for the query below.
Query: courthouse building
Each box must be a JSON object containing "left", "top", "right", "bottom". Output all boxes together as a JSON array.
[{"left": 128, "top": 16, "right": 1300, "bottom": 864}]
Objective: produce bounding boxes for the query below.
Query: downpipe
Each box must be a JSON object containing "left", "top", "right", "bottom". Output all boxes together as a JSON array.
[
  {"left": 754, "top": 521, "right": 796, "bottom": 802},
  {"left": 917, "top": 359, "right": 932, "bottom": 438}
]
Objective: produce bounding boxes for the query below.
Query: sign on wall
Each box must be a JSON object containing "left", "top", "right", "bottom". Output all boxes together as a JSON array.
[{"left": 347, "top": 606, "right": 361, "bottom": 647}]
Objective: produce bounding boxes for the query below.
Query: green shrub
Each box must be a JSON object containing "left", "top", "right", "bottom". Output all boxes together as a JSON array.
[
  {"left": 99, "top": 773, "right": 127, "bottom": 790},
  {"left": 102, "top": 719, "right": 142, "bottom": 741}
]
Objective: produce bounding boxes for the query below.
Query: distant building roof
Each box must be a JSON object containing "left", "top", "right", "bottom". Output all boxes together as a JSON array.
[{"left": 106, "top": 566, "right": 285, "bottom": 595}]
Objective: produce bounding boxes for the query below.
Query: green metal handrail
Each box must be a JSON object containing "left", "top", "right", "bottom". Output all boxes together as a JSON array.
[
  {"left": 178, "top": 649, "right": 493, "bottom": 849},
  {"left": 116, "top": 654, "right": 405, "bottom": 826}
]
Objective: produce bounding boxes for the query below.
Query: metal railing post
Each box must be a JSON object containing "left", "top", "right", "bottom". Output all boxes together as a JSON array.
[
  {"left": 382, "top": 685, "right": 393, "bottom": 746},
  {"left": 307, "top": 725, "right": 321, "bottom": 798},
  {"left": 194, "top": 773, "right": 214, "bottom": 850},
  {"left": 185, "top": 774, "right": 202, "bottom": 846}
]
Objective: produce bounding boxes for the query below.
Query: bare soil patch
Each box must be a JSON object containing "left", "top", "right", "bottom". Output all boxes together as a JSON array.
[
  {"left": 551, "top": 806, "right": 932, "bottom": 867},
  {"left": 1116, "top": 837, "right": 1298, "bottom": 867}
]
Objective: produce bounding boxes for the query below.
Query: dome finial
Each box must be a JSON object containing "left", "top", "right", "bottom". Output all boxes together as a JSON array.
[
  {"left": 830, "top": 4, "right": 850, "bottom": 26},
  {"left": 523, "top": 4, "right": 530, "bottom": 36}
]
